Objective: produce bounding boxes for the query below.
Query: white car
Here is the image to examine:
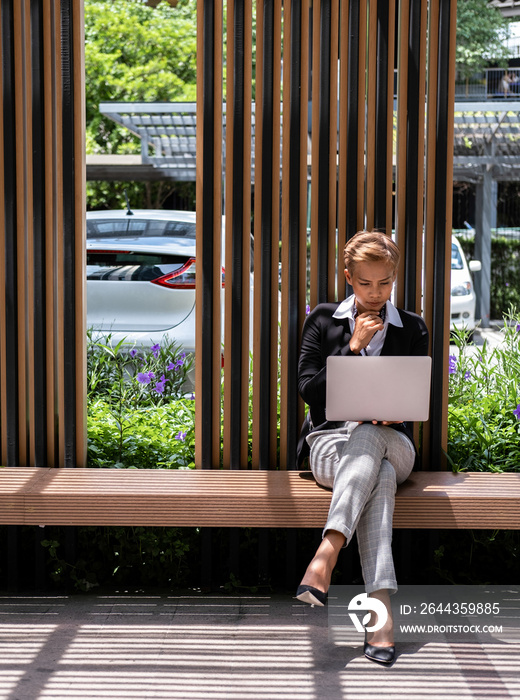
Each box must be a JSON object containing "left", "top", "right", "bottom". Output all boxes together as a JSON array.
[
  {"left": 87, "top": 209, "right": 205, "bottom": 354},
  {"left": 450, "top": 235, "right": 481, "bottom": 332},
  {"left": 87, "top": 208, "right": 255, "bottom": 355}
]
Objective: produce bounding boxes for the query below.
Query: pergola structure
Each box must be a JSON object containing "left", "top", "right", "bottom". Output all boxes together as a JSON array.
[
  {"left": 94, "top": 99, "right": 520, "bottom": 185},
  {"left": 490, "top": 0, "right": 520, "bottom": 17},
  {"left": 97, "top": 103, "right": 198, "bottom": 182}
]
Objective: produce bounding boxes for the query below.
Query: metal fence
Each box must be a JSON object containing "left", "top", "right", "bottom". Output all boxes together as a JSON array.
[{"left": 455, "top": 67, "right": 520, "bottom": 101}]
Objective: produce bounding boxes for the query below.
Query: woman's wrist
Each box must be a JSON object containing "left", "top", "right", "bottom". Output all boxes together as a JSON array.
[{"left": 349, "top": 339, "right": 363, "bottom": 355}]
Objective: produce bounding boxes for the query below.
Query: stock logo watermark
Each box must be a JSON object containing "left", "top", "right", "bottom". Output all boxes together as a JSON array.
[
  {"left": 347, "top": 593, "right": 388, "bottom": 633},
  {"left": 328, "top": 585, "right": 520, "bottom": 643}
]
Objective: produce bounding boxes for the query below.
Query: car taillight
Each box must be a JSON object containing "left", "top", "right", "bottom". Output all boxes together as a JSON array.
[{"left": 150, "top": 258, "right": 225, "bottom": 289}]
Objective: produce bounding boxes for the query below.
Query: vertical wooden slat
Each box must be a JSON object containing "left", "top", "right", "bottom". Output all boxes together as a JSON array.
[
  {"left": 13, "top": 0, "right": 28, "bottom": 466},
  {"left": 372, "top": 0, "right": 394, "bottom": 233},
  {"left": 309, "top": 0, "right": 320, "bottom": 309},
  {"left": 357, "top": 1, "right": 368, "bottom": 230},
  {"left": 55, "top": 0, "right": 66, "bottom": 468},
  {"left": 384, "top": 0, "right": 396, "bottom": 236},
  {"left": 414, "top": 0, "right": 428, "bottom": 310},
  {"left": 196, "top": 0, "right": 223, "bottom": 469},
  {"left": 337, "top": 0, "right": 349, "bottom": 289},
  {"left": 73, "top": 0, "right": 86, "bottom": 468},
  {"left": 395, "top": 0, "right": 410, "bottom": 309},
  {"left": 422, "top": 0, "right": 439, "bottom": 470},
  {"left": 42, "top": 0, "right": 56, "bottom": 466},
  {"left": 223, "top": 0, "right": 236, "bottom": 470},
  {"left": 280, "top": 0, "right": 292, "bottom": 470},
  {"left": 252, "top": 0, "right": 281, "bottom": 470},
  {"left": 365, "top": 0, "right": 378, "bottom": 231},
  {"left": 223, "top": 0, "right": 252, "bottom": 470},
  {"left": 270, "top": 0, "right": 282, "bottom": 469},
  {"left": 404, "top": 0, "right": 426, "bottom": 314},
  {"left": 423, "top": 0, "right": 457, "bottom": 469},
  {"left": 61, "top": 0, "right": 79, "bottom": 467},
  {"left": 342, "top": 0, "right": 367, "bottom": 251},
  {"left": 280, "top": 0, "right": 309, "bottom": 469},
  {"left": 0, "top": 0, "right": 6, "bottom": 464},
  {"left": 440, "top": 0, "right": 457, "bottom": 466},
  {"left": 396, "top": 0, "right": 428, "bottom": 456},
  {"left": 0, "top": 0, "right": 19, "bottom": 466},
  {"left": 328, "top": 0, "right": 339, "bottom": 300},
  {"left": 30, "top": 0, "right": 45, "bottom": 467},
  {"left": 310, "top": 0, "right": 335, "bottom": 306},
  {"left": 252, "top": 0, "right": 265, "bottom": 469},
  {"left": 25, "top": 0, "right": 37, "bottom": 467}
]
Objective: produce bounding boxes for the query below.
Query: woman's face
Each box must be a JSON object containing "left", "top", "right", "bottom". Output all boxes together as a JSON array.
[{"left": 344, "top": 260, "right": 397, "bottom": 315}]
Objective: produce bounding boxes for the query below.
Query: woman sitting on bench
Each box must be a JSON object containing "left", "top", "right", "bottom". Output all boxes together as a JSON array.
[{"left": 295, "top": 230, "right": 429, "bottom": 665}]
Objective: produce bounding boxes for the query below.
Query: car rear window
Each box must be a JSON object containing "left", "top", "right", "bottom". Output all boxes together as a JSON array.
[
  {"left": 87, "top": 251, "right": 189, "bottom": 281},
  {"left": 86, "top": 219, "right": 196, "bottom": 239}
]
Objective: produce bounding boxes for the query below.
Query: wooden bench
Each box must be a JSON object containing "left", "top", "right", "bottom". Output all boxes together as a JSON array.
[{"left": 1, "top": 467, "right": 519, "bottom": 529}]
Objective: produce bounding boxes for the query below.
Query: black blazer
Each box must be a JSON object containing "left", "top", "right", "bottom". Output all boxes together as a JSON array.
[{"left": 297, "top": 302, "right": 430, "bottom": 467}]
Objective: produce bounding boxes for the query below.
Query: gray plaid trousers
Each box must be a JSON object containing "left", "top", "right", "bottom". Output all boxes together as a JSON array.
[{"left": 309, "top": 423, "right": 415, "bottom": 595}]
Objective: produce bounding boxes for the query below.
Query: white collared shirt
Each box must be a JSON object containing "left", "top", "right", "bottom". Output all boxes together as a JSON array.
[{"left": 332, "top": 294, "right": 403, "bottom": 356}]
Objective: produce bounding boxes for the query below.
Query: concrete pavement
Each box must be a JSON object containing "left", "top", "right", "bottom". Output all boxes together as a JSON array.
[{"left": 0, "top": 592, "right": 518, "bottom": 700}]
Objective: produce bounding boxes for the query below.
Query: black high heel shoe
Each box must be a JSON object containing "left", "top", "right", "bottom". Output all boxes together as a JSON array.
[
  {"left": 295, "top": 584, "right": 328, "bottom": 607},
  {"left": 364, "top": 631, "right": 395, "bottom": 665}
]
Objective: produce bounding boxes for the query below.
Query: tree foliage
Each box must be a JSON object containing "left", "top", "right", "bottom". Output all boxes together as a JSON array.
[
  {"left": 456, "top": 0, "right": 511, "bottom": 80},
  {"left": 85, "top": 0, "right": 197, "bottom": 209}
]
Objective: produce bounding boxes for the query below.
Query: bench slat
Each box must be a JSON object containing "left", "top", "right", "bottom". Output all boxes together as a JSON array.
[{"left": 1, "top": 468, "right": 519, "bottom": 529}]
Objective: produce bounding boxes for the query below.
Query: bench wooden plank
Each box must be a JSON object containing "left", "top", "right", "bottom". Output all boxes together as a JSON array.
[{"left": 0, "top": 467, "right": 519, "bottom": 529}]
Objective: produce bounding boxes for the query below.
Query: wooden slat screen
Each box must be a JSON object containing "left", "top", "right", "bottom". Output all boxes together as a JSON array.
[
  {"left": 196, "top": 0, "right": 457, "bottom": 470},
  {"left": 0, "top": 0, "right": 86, "bottom": 468}
]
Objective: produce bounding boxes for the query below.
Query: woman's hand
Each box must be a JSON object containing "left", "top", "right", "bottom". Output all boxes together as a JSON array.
[{"left": 349, "top": 311, "right": 384, "bottom": 354}]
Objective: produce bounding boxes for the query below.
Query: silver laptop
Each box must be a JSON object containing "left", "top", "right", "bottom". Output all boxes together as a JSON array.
[{"left": 326, "top": 356, "right": 432, "bottom": 422}]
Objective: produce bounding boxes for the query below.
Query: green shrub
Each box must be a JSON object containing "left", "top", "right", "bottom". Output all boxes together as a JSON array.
[
  {"left": 447, "top": 312, "right": 520, "bottom": 472},
  {"left": 88, "top": 398, "right": 195, "bottom": 469},
  {"left": 87, "top": 332, "right": 195, "bottom": 468}
]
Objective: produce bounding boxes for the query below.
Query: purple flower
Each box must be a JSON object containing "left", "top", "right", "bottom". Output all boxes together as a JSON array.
[
  {"left": 129, "top": 348, "right": 138, "bottom": 358},
  {"left": 175, "top": 431, "right": 187, "bottom": 442},
  {"left": 151, "top": 344, "right": 161, "bottom": 358},
  {"left": 189, "top": 393, "right": 195, "bottom": 400},
  {"left": 514, "top": 405, "right": 520, "bottom": 420},
  {"left": 464, "top": 371, "right": 471, "bottom": 380},
  {"left": 516, "top": 323, "right": 520, "bottom": 332},
  {"left": 154, "top": 374, "right": 167, "bottom": 393},
  {"left": 306, "top": 304, "right": 311, "bottom": 315},
  {"left": 167, "top": 362, "right": 175, "bottom": 371},
  {"left": 448, "top": 355, "right": 457, "bottom": 375},
  {"left": 137, "top": 371, "right": 155, "bottom": 385}
]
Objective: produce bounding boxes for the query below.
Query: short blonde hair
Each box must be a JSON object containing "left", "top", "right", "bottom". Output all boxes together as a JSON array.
[{"left": 343, "top": 230, "right": 400, "bottom": 273}]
